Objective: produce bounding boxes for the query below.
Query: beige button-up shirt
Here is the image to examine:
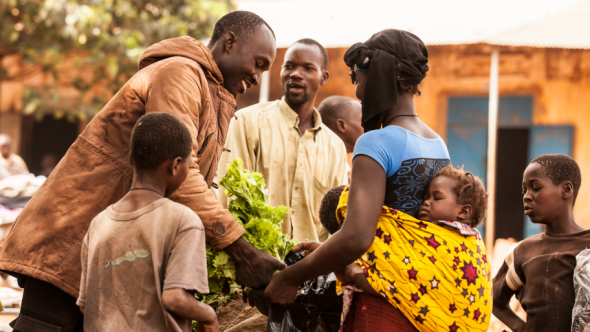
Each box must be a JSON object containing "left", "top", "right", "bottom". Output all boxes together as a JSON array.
[{"left": 218, "top": 98, "right": 348, "bottom": 242}]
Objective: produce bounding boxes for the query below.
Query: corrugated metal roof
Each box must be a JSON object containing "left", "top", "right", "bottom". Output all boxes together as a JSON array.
[
  {"left": 236, "top": 0, "right": 587, "bottom": 49},
  {"left": 485, "top": 0, "right": 590, "bottom": 49}
]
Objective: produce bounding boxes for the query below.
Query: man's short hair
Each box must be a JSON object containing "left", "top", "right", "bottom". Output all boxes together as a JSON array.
[
  {"left": 319, "top": 185, "right": 347, "bottom": 235},
  {"left": 531, "top": 154, "right": 581, "bottom": 204},
  {"left": 130, "top": 113, "right": 192, "bottom": 171},
  {"left": 318, "top": 96, "right": 358, "bottom": 127},
  {"left": 209, "top": 11, "right": 275, "bottom": 45},
  {"left": 293, "top": 38, "right": 328, "bottom": 70}
]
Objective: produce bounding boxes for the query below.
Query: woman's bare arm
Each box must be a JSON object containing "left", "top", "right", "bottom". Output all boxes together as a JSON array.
[{"left": 265, "top": 156, "right": 385, "bottom": 305}]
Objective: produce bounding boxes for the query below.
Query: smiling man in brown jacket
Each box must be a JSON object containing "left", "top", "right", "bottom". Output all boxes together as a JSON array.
[{"left": 0, "top": 11, "right": 284, "bottom": 332}]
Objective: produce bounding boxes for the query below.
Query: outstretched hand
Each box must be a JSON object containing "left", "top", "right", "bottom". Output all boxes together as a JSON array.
[
  {"left": 264, "top": 269, "right": 299, "bottom": 307},
  {"left": 224, "top": 237, "right": 287, "bottom": 289}
]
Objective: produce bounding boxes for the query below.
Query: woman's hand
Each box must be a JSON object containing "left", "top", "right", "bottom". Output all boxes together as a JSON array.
[
  {"left": 263, "top": 269, "right": 298, "bottom": 307},
  {"left": 293, "top": 240, "right": 322, "bottom": 256}
]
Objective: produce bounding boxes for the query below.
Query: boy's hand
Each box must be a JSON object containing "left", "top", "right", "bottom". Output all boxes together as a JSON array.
[{"left": 334, "top": 262, "right": 363, "bottom": 284}]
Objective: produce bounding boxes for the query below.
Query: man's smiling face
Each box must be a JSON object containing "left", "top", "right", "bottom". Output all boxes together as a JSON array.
[{"left": 217, "top": 25, "right": 276, "bottom": 97}]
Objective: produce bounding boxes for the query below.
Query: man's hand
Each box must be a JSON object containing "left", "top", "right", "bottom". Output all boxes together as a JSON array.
[
  {"left": 263, "top": 269, "right": 298, "bottom": 307},
  {"left": 224, "top": 237, "right": 287, "bottom": 289}
]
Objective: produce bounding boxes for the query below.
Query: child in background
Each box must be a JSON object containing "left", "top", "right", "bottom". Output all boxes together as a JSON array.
[
  {"left": 77, "top": 113, "right": 218, "bottom": 332},
  {"left": 312, "top": 166, "right": 492, "bottom": 331},
  {"left": 493, "top": 154, "right": 588, "bottom": 332}
]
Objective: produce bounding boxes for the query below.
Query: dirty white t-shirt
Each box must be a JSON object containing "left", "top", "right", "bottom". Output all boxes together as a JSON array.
[{"left": 77, "top": 198, "right": 209, "bottom": 332}]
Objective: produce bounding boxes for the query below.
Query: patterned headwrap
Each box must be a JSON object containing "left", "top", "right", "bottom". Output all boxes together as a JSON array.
[{"left": 344, "top": 29, "right": 429, "bottom": 132}]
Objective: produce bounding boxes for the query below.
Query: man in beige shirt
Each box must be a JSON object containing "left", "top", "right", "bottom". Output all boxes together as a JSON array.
[{"left": 219, "top": 39, "right": 348, "bottom": 243}]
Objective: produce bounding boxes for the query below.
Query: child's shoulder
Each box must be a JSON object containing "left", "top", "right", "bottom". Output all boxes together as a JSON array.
[{"left": 163, "top": 200, "right": 203, "bottom": 228}]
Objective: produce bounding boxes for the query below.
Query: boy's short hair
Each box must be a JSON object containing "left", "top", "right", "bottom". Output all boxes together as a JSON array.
[
  {"left": 531, "top": 154, "right": 581, "bottom": 204},
  {"left": 432, "top": 166, "right": 488, "bottom": 227},
  {"left": 319, "top": 185, "right": 347, "bottom": 234},
  {"left": 130, "top": 113, "right": 192, "bottom": 171}
]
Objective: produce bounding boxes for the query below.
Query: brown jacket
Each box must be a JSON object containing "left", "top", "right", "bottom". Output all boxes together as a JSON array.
[{"left": 0, "top": 37, "right": 245, "bottom": 298}]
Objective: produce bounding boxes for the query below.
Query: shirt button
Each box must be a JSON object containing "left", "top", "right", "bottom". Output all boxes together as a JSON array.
[{"left": 214, "top": 225, "right": 225, "bottom": 235}]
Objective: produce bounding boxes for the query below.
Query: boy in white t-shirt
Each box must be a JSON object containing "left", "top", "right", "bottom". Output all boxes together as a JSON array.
[{"left": 77, "top": 113, "right": 218, "bottom": 332}]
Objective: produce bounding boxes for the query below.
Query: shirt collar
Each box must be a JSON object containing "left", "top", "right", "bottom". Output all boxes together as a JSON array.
[{"left": 279, "top": 97, "right": 323, "bottom": 136}]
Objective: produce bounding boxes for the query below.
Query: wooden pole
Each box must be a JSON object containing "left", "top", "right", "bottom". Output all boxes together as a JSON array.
[
  {"left": 485, "top": 49, "right": 499, "bottom": 254},
  {"left": 259, "top": 70, "right": 270, "bottom": 103}
]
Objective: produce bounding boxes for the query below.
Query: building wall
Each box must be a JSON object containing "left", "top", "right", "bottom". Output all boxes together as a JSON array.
[{"left": 243, "top": 44, "right": 590, "bottom": 227}]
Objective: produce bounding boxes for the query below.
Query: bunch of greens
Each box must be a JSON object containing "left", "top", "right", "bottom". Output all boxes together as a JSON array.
[{"left": 200, "top": 158, "right": 297, "bottom": 305}]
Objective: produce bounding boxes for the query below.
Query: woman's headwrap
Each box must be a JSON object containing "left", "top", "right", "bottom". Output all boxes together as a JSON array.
[{"left": 344, "top": 29, "right": 429, "bottom": 132}]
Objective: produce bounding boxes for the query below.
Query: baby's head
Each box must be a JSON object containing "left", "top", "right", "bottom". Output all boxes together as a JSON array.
[
  {"left": 319, "top": 185, "right": 347, "bottom": 234},
  {"left": 418, "top": 166, "right": 488, "bottom": 227},
  {"left": 523, "top": 154, "right": 580, "bottom": 224},
  {"left": 130, "top": 113, "right": 193, "bottom": 197}
]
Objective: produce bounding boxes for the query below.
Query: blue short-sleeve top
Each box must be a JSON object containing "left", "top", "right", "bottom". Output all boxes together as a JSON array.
[{"left": 353, "top": 126, "right": 451, "bottom": 217}]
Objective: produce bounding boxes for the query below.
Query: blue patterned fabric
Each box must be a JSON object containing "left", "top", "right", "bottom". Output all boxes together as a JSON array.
[{"left": 353, "top": 125, "right": 450, "bottom": 217}]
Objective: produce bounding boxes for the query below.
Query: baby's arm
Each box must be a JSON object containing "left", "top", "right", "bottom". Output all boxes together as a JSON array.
[
  {"left": 162, "top": 288, "right": 218, "bottom": 332},
  {"left": 335, "top": 263, "right": 379, "bottom": 297},
  {"left": 492, "top": 303, "right": 526, "bottom": 332}
]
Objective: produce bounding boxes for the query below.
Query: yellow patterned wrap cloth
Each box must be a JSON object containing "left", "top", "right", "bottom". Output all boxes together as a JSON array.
[{"left": 336, "top": 187, "right": 492, "bottom": 332}]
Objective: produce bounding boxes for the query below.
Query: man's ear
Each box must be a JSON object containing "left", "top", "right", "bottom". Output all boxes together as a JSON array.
[
  {"left": 224, "top": 31, "right": 237, "bottom": 54},
  {"left": 336, "top": 118, "right": 347, "bottom": 133},
  {"left": 562, "top": 181, "right": 574, "bottom": 201},
  {"left": 457, "top": 204, "right": 473, "bottom": 221},
  {"left": 170, "top": 157, "right": 183, "bottom": 176},
  {"left": 320, "top": 70, "right": 330, "bottom": 86}
]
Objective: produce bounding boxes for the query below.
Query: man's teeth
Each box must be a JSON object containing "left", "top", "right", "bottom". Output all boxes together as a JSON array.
[{"left": 242, "top": 80, "right": 247, "bottom": 91}]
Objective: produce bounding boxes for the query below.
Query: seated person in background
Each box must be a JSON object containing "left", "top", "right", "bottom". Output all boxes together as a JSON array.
[
  {"left": 493, "top": 154, "right": 588, "bottom": 332},
  {"left": 0, "top": 134, "right": 28, "bottom": 177},
  {"left": 78, "top": 113, "right": 218, "bottom": 332},
  {"left": 311, "top": 165, "right": 492, "bottom": 332},
  {"left": 39, "top": 153, "right": 58, "bottom": 177}
]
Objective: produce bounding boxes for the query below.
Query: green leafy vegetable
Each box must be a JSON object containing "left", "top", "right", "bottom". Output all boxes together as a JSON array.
[{"left": 198, "top": 158, "right": 297, "bottom": 307}]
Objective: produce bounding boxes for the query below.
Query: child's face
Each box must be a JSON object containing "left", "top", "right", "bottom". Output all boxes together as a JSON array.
[
  {"left": 522, "top": 162, "right": 567, "bottom": 224},
  {"left": 418, "top": 176, "right": 466, "bottom": 222},
  {"left": 165, "top": 154, "right": 193, "bottom": 197}
]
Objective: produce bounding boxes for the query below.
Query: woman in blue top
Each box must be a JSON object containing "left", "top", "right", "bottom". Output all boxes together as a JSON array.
[{"left": 266, "top": 29, "right": 450, "bottom": 330}]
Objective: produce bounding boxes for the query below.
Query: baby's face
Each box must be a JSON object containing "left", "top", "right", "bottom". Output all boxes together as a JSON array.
[{"left": 418, "top": 176, "right": 462, "bottom": 221}]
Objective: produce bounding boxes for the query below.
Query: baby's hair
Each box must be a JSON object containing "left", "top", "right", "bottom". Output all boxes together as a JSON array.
[
  {"left": 432, "top": 166, "right": 488, "bottom": 227},
  {"left": 319, "top": 185, "right": 347, "bottom": 235},
  {"left": 130, "top": 113, "right": 192, "bottom": 171},
  {"left": 530, "top": 154, "right": 581, "bottom": 205}
]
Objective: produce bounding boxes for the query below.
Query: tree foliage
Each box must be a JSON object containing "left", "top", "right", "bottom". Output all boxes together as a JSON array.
[{"left": 0, "top": 0, "right": 235, "bottom": 121}]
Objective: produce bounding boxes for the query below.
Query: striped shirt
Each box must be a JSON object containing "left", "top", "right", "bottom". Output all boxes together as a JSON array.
[{"left": 493, "top": 229, "right": 590, "bottom": 332}]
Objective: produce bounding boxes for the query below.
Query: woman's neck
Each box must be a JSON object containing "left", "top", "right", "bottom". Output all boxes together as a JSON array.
[{"left": 382, "top": 93, "right": 416, "bottom": 123}]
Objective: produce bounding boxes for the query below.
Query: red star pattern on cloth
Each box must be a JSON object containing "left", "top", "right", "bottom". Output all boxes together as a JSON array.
[
  {"left": 419, "top": 284, "right": 428, "bottom": 295},
  {"left": 449, "top": 322, "right": 459, "bottom": 332},
  {"left": 424, "top": 234, "right": 441, "bottom": 249},
  {"left": 460, "top": 260, "right": 479, "bottom": 286},
  {"left": 376, "top": 227, "right": 384, "bottom": 239},
  {"left": 411, "top": 292, "right": 421, "bottom": 304},
  {"left": 429, "top": 256, "right": 437, "bottom": 264},
  {"left": 383, "top": 234, "right": 392, "bottom": 245},
  {"left": 453, "top": 256, "right": 461, "bottom": 265},
  {"left": 454, "top": 247, "right": 459, "bottom": 253},
  {"left": 473, "top": 309, "right": 481, "bottom": 321},
  {"left": 482, "top": 253, "right": 488, "bottom": 263},
  {"left": 449, "top": 303, "right": 457, "bottom": 313},
  {"left": 460, "top": 242, "right": 468, "bottom": 252},
  {"left": 418, "top": 221, "right": 428, "bottom": 229},
  {"left": 415, "top": 315, "right": 425, "bottom": 324},
  {"left": 408, "top": 267, "right": 418, "bottom": 280}
]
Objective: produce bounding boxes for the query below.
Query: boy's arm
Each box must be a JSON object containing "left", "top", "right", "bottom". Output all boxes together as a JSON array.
[
  {"left": 492, "top": 253, "right": 526, "bottom": 332},
  {"left": 492, "top": 304, "right": 526, "bottom": 332},
  {"left": 334, "top": 262, "right": 379, "bottom": 297},
  {"left": 162, "top": 288, "right": 218, "bottom": 332}
]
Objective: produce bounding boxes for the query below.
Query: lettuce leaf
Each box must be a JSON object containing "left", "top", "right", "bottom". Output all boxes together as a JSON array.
[{"left": 200, "top": 159, "right": 297, "bottom": 307}]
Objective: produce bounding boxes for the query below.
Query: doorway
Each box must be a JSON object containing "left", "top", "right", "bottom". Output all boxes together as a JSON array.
[{"left": 494, "top": 128, "right": 529, "bottom": 241}]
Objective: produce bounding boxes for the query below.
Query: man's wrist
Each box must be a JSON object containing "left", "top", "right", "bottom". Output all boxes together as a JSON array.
[{"left": 223, "top": 237, "right": 249, "bottom": 260}]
